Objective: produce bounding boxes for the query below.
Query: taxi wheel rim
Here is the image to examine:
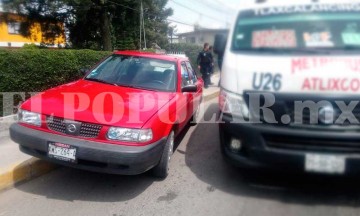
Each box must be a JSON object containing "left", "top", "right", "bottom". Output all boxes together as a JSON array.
[
  {"left": 168, "top": 132, "right": 174, "bottom": 163},
  {"left": 195, "top": 104, "right": 200, "bottom": 119},
  {"left": 194, "top": 104, "right": 200, "bottom": 122}
]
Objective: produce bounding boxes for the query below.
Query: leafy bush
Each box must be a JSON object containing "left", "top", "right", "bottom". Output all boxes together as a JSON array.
[
  {"left": 0, "top": 49, "right": 111, "bottom": 116},
  {"left": 164, "top": 43, "right": 202, "bottom": 72},
  {"left": 22, "top": 43, "right": 40, "bottom": 49}
]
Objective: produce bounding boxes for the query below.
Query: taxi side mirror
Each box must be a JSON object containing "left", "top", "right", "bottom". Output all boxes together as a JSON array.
[{"left": 182, "top": 85, "right": 198, "bottom": 93}]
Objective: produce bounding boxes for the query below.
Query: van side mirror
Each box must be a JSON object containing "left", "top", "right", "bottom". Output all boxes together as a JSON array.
[
  {"left": 80, "top": 68, "right": 89, "bottom": 75},
  {"left": 182, "top": 85, "right": 198, "bottom": 93},
  {"left": 214, "top": 34, "right": 227, "bottom": 55}
]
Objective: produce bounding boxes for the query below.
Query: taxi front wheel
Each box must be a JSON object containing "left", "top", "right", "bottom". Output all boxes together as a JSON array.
[{"left": 152, "top": 130, "right": 175, "bottom": 179}]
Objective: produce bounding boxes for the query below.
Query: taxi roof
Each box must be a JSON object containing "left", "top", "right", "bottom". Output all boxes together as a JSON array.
[{"left": 113, "top": 50, "right": 188, "bottom": 62}]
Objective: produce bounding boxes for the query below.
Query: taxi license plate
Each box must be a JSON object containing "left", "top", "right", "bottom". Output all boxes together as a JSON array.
[
  {"left": 48, "top": 142, "right": 77, "bottom": 163},
  {"left": 305, "top": 154, "right": 345, "bottom": 175}
]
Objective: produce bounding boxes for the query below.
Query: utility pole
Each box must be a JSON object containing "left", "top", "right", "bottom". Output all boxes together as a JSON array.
[
  {"left": 139, "top": 0, "right": 142, "bottom": 50},
  {"left": 100, "top": 0, "right": 112, "bottom": 51},
  {"left": 141, "top": 0, "right": 147, "bottom": 49}
]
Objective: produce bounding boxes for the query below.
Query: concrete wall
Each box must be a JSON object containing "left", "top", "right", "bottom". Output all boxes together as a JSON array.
[{"left": 179, "top": 30, "right": 229, "bottom": 46}]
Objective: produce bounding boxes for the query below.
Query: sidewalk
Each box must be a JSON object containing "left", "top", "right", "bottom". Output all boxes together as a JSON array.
[
  {"left": 203, "top": 72, "right": 220, "bottom": 101},
  {"left": 0, "top": 131, "right": 56, "bottom": 191},
  {"left": 0, "top": 74, "right": 220, "bottom": 192}
]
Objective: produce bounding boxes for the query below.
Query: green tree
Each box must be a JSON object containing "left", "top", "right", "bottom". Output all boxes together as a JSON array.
[{"left": 2, "top": 0, "right": 173, "bottom": 51}]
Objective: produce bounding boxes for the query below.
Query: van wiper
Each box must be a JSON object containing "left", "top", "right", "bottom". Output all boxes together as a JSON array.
[
  {"left": 239, "top": 48, "right": 288, "bottom": 53},
  {"left": 306, "top": 46, "right": 360, "bottom": 53},
  {"left": 238, "top": 47, "right": 327, "bottom": 54},
  {"left": 85, "top": 78, "right": 118, "bottom": 86},
  {"left": 345, "top": 45, "right": 360, "bottom": 50},
  {"left": 294, "top": 48, "right": 333, "bottom": 54},
  {"left": 330, "top": 45, "right": 360, "bottom": 52}
]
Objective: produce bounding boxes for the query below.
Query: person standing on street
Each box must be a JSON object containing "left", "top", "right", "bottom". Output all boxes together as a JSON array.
[{"left": 197, "top": 43, "right": 213, "bottom": 88}]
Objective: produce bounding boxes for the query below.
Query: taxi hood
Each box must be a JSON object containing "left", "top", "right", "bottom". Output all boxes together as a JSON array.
[{"left": 21, "top": 79, "right": 176, "bottom": 128}]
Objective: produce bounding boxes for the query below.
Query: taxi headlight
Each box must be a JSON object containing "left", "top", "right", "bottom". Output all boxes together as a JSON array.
[
  {"left": 18, "top": 109, "right": 41, "bottom": 127},
  {"left": 107, "top": 127, "right": 153, "bottom": 142}
]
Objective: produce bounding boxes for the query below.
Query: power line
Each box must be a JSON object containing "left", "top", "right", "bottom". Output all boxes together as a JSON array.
[
  {"left": 107, "top": 0, "right": 197, "bottom": 28},
  {"left": 211, "top": 0, "right": 237, "bottom": 12},
  {"left": 197, "top": 0, "right": 235, "bottom": 14},
  {"left": 169, "top": 0, "right": 227, "bottom": 24},
  {"left": 167, "top": 18, "right": 194, "bottom": 27},
  {"left": 107, "top": 0, "right": 138, "bottom": 12},
  {"left": 196, "top": 0, "right": 236, "bottom": 28}
]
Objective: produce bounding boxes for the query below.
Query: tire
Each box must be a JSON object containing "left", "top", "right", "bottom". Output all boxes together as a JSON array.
[
  {"left": 152, "top": 130, "right": 175, "bottom": 179},
  {"left": 190, "top": 101, "right": 202, "bottom": 126}
]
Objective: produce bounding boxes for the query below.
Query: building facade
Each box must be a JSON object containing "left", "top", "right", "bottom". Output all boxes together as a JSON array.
[
  {"left": 178, "top": 27, "right": 229, "bottom": 46},
  {"left": 0, "top": 12, "right": 66, "bottom": 48}
]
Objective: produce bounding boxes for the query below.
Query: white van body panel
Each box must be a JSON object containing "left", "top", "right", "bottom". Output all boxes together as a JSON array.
[
  {"left": 218, "top": 0, "right": 360, "bottom": 176},
  {"left": 222, "top": 0, "right": 360, "bottom": 95},
  {"left": 222, "top": 54, "right": 360, "bottom": 94}
]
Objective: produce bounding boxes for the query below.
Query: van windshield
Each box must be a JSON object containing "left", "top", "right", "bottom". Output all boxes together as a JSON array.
[{"left": 233, "top": 7, "right": 360, "bottom": 54}]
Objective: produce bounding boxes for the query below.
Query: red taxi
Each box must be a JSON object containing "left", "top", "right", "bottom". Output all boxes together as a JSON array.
[{"left": 10, "top": 51, "right": 203, "bottom": 178}]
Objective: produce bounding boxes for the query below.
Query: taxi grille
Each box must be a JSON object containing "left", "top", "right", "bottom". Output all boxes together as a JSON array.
[
  {"left": 79, "top": 123, "right": 103, "bottom": 138},
  {"left": 47, "top": 116, "right": 102, "bottom": 138}
]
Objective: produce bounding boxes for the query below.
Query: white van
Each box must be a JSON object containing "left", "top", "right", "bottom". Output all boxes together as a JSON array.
[{"left": 217, "top": 0, "right": 360, "bottom": 175}]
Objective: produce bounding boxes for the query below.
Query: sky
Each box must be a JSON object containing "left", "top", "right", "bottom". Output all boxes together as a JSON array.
[
  {"left": 166, "top": 0, "right": 240, "bottom": 34},
  {"left": 0, "top": 0, "right": 239, "bottom": 34}
]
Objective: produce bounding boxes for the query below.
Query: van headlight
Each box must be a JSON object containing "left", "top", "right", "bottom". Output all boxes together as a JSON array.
[
  {"left": 18, "top": 110, "right": 42, "bottom": 127},
  {"left": 219, "top": 89, "right": 249, "bottom": 118},
  {"left": 107, "top": 127, "right": 153, "bottom": 143}
]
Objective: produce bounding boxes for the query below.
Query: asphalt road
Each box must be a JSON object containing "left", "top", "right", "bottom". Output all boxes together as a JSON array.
[{"left": 1, "top": 99, "right": 360, "bottom": 216}]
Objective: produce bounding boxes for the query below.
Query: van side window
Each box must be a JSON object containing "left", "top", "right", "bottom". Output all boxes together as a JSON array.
[
  {"left": 181, "top": 62, "right": 192, "bottom": 87},
  {"left": 185, "top": 61, "right": 198, "bottom": 83}
]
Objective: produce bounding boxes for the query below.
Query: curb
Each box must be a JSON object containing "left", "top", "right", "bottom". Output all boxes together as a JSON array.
[
  {"left": 0, "top": 158, "right": 58, "bottom": 192},
  {"left": 0, "top": 90, "right": 219, "bottom": 192}
]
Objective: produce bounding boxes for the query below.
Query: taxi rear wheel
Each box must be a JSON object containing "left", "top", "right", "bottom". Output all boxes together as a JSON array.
[{"left": 152, "top": 130, "right": 175, "bottom": 179}]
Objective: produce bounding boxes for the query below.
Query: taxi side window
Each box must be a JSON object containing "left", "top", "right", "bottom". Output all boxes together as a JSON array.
[
  {"left": 185, "top": 61, "right": 197, "bottom": 83},
  {"left": 181, "top": 62, "right": 192, "bottom": 87}
]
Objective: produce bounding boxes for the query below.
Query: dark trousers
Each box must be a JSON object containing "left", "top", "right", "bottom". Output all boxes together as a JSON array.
[{"left": 201, "top": 66, "right": 211, "bottom": 87}]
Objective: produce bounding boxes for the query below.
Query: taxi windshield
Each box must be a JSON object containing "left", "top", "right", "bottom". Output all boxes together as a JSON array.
[
  {"left": 233, "top": 7, "right": 360, "bottom": 54},
  {"left": 85, "top": 55, "right": 177, "bottom": 92}
]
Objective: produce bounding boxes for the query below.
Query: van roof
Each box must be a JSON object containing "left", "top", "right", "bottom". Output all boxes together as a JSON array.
[{"left": 238, "top": 0, "right": 360, "bottom": 11}]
